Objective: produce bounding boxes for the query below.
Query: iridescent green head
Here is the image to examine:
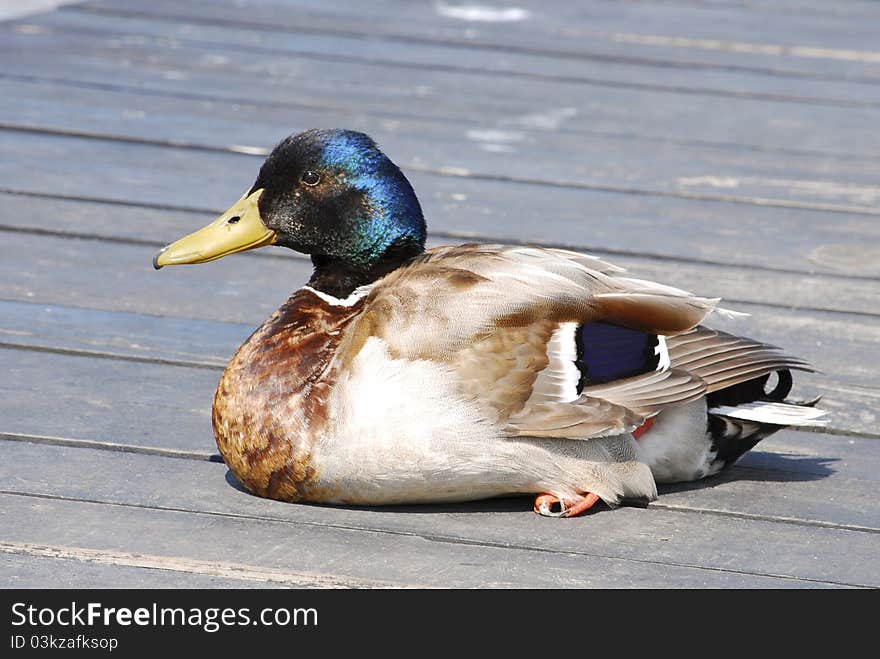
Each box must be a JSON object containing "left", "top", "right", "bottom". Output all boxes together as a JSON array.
[{"left": 154, "top": 129, "right": 427, "bottom": 297}]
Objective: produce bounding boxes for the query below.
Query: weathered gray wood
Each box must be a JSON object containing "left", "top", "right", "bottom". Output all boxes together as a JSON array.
[
  {"left": 0, "top": 299, "right": 245, "bottom": 367},
  {"left": 3, "top": 190, "right": 878, "bottom": 315},
  {"left": 7, "top": 73, "right": 880, "bottom": 215},
  {"left": 0, "top": 552, "right": 293, "bottom": 588},
  {"left": 737, "top": 431, "right": 880, "bottom": 483},
  {"left": 0, "top": 229, "right": 307, "bottom": 324},
  {"left": 613, "top": 0, "right": 880, "bottom": 16},
  {"left": 1, "top": 493, "right": 827, "bottom": 589},
  {"left": 659, "top": 452, "right": 880, "bottom": 531},
  {"left": 0, "top": 443, "right": 873, "bottom": 586},
  {"left": 2, "top": 426, "right": 876, "bottom": 529},
  {"left": 1, "top": 347, "right": 218, "bottom": 453},
  {"left": 30, "top": 8, "right": 880, "bottom": 108},
  {"left": 3, "top": 132, "right": 880, "bottom": 285},
  {"left": 2, "top": 0, "right": 878, "bottom": 589},
  {"left": 77, "top": 0, "right": 880, "bottom": 80},
  {"left": 5, "top": 19, "right": 880, "bottom": 161},
  {"left": 5, "top": 78, "right": 880, "bottom": 273}
]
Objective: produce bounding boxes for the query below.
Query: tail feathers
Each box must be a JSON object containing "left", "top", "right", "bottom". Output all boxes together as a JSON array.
[
  {"left": 709, "top": 400, "right": 829, "bottom": 428},
  {"left": 707, "top": 399, "right": 830, "bottom": 471}
]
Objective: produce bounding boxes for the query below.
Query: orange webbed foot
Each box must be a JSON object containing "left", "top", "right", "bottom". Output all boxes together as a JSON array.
[{"left": 533, "top": 492, "right": 601, "bottom": 518}]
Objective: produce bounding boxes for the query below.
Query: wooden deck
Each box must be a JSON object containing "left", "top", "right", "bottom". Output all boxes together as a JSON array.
[{"left": 1, "top": 0, "right": 878, "bottom": 588}]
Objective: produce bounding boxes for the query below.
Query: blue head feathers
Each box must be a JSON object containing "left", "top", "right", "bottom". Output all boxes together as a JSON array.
[
  {"left": 252, "top": 129, "right": 426, "bottom": 275},
  {"left": 317, "top": 130, "right": 426, "bottom": 262}
]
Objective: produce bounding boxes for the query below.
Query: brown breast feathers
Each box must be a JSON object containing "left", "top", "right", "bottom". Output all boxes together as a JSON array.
[{"left": 212, "top": 288, "right": 365, "bottom": 501}]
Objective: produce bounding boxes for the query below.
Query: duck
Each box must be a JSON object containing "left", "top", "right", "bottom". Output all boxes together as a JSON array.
[{"left": 153, "top": 128, "right": 827, "bottom": 518}]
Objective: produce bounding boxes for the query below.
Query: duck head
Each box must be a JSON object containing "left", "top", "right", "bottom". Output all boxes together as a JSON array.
[{"left": 153, "top": 129, "right": 426, "bottom": 298}]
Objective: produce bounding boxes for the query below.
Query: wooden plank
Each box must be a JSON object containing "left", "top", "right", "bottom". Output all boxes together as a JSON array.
[
  {"left": 660, "top": 446, "right": 880, "bottom": 531},
  {"left": 0, "top": 443, "right": 873, "bottom": 586},
  {"left": 5, "top": 77, "right": 880, "bottom": 259},
  {"left": 2, "top": 347, "right": 219, "bottom": 454},
  {"left": 0, "top": 300, "right": 244, "bottom": 367},
  {"left": 4, "top": 76, "right": 879, "bottom": 223},
  {"left": 0, "top": 493, "right": 807, "bottom": 589},
  {"left": 737, "top": 431, "right": 880, "bottom": 483},
  {"left": 0, "top": 229, "right": 307, "bottom": 324},
  {"left": 7, "top": 72, "right": 880, "bottom": 213},
  {"left": 0, "top": 550, "right": 294, "bottom": 588},
  {"left": 2, "top": 0, "right": 875, "bottom": 592},
  {"left": 29, "top": 8, "right": 880, "bottom": 108},
  {"left": 2, "top": 131, "right": 880, "bottom": 286},
  {"left": 77, "top": 0, "right": 880, "bottom": 80},
  {"left": 610, "top": 0, "right": 880, "bottom": 16},
  {"left": 2, "top": 190, "right": 878, "bottom": 315},
  {"left": 5, "top": 20, "right": 880, "bottom": 162},
  {"left": 3, "top": 425, "right": 877, "bottom": 530}
]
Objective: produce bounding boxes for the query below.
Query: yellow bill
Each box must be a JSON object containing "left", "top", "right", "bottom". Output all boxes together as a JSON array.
[{"left": 153, "top": 189, "right": 276, "bottom": 269}]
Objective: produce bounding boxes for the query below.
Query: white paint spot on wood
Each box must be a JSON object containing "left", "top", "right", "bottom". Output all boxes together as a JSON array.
[
  {"left": 0, "top": 0, "right": 78, "bottom": 21},
  {"left": 201, "top": 54, "right": 230, "bottom": 66},
  {"left": 505, "top": 108, "right": 578, "bottom": 130},
  {"left": 229, "top": 144, "right": 270, "bottom": 156},
  {"left": 678, "top": 176, "right": 880, "bottom": 204},
  {"left": 808, "top": 244, "right": 880, "bottom": 275},
  {"left": 677, "top": 176, "right": 740, "bottom": 189},
  {"left": 436, "top": 166, "right": 472, "bottom": 176},
  {"left": 466, "top": 129, "right": 523, "bottom": 153},
  {"left": 606, "top": 32, "right": 880, "bottom": 63},
  {"left": 0, "top": 328, "right": 33, "bottom": 337},
  {"left": 13, "top": 24, "right": 48, "bottom": 34},
  {"left": 466, "top": 129, "right": 525, "bottom": 143},
  {"left": 479, "top": 143, "right": 516, "bottom": 153},
  {"left": 435, "top": 2, "right": 530, "bottom": 22}
]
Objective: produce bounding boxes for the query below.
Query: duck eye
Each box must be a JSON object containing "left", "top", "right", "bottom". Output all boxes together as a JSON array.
[{"left": 302, "top": 171, "right": 320, "bottom": 186}]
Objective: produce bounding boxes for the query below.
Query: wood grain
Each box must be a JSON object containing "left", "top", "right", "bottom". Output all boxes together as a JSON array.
[{"left": 0, "top": 442, "right": 875, "bottom": 586}]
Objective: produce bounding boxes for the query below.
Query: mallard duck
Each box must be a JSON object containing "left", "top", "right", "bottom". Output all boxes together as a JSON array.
[{"left": 153, "top": 129, "right": 827, "bottom": 517}]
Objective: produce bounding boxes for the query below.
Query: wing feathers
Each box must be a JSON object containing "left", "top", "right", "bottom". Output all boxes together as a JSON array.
[
  {"left": 594, "top": 292, "right": 717, "bottom": 334},
  {"left": 359, "top": 245, "right": 815, "bottom": 444},
  {"left": 505, "top": 397, "right": 642, "bottom": 439},
  {"left": 666, "top": 327, "right": 814, "bottom": 394}
]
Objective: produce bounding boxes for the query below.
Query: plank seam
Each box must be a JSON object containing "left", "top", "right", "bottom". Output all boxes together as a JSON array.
[
  {"left": 0, "top": 431, "right": 224, "bottom": 463},
  {"left": 649, "top": 502, "right": 880, "bottom": 533},
  {"left": 4, "top": 215, "right": 880, "bottom": 289},
  {"left": 0, "top": 341, "right": 226, "bottom": 371},
  {"left": 3, "top": 205, "right": 880, "bottom": 292}
]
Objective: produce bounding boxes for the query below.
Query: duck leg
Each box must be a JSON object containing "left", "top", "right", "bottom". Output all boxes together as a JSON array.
[{"left": 533, "top": 492, "right": 601, "bottom": 518}]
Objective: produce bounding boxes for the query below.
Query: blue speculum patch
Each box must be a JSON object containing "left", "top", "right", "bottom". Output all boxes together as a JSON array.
[{"left": 576, "top": 321, "right": 660, "bottom": 388}]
